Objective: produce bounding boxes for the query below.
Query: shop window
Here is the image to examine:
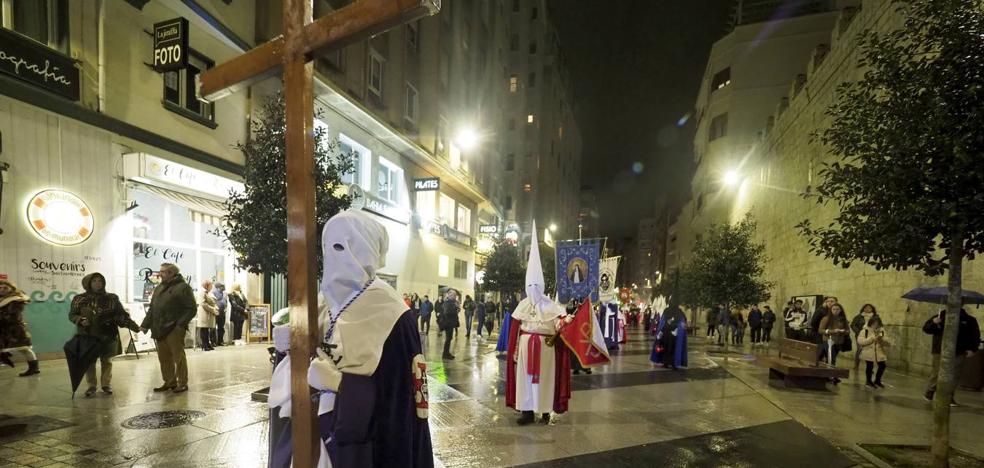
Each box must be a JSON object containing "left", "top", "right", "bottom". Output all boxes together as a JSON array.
[
  {"left": 377, "top": 157, "right": 402, "bottom": 204},
  {"left": 456, "top": 205, "right": 471, "bottom": 235},
  {"left": 368, "top": 49, "right": 384, "bottom": 99},
  {"left": 163, "top": 52, "right": 216, "bottom": 127},
  {"left": 454, "top": 259, "right": 468, "bottom": 279},
  {"left": 131, "top": 190, "right": 166, "bottom": 241},
  {"left": 5, "top": 0, "right": 69, "bottom": 52},
  {"left": 438, "top": 254, "right": 450, "bottom": 278},
  {"left": 709, "top": 113, "right": 728, "bottom": 141},
  {"left": 439, "top": 193, "right": 455, "bottom": 226},
  {"left": 339, "top": 133, "right": 370, "bottom": 188},
  {"left": 404, "top": 82, "right": 418, "bottom": 123}
]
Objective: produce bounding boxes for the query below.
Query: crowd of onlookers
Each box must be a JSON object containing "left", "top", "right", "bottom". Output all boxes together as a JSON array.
[
  {"left": 402, "top": 291, "right": 517, "bottom": 360},
  {"left": 703, "top": 296, "right": 982, "bottom": 401}
]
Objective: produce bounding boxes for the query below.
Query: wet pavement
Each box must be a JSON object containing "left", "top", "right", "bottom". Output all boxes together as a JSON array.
[{"left": 2, "top": 324, "right": 984, "bottom": 467}]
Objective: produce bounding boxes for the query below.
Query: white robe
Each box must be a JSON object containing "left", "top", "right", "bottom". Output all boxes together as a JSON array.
[{"left": 512, "top": 298, "right": 564, "bottom": 413}]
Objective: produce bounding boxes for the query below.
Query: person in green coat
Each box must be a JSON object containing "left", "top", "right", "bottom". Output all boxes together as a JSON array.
[
  {"left": 140, "top": 263, "right": 197, "bottom": 393},
  {"left": 69, "top": 273, "right": 140, "bottom": 397}
]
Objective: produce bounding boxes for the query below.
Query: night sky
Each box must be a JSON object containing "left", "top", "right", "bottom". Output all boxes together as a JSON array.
[{"left": 549, "top": 1, "right": 733, "bottom": 240}]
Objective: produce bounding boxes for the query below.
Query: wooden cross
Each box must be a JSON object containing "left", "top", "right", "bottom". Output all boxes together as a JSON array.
[{"left": 200, "top": 1, "right": 438, "bottom": 466}]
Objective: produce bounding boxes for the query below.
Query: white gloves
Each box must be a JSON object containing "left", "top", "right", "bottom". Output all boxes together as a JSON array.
[
  {"left": 273, "top": 324, "right": 291, "bottom": 353},
  {"left": 308, "top": 349, "right": 343, "bottom": 392}
]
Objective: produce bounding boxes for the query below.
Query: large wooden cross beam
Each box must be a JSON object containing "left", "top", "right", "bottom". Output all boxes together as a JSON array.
[{"left": 200, "top": 1, "right": 438, "bottom": 466}]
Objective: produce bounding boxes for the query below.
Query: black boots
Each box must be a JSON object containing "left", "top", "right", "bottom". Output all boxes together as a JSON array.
[
  {"left": 0, "top": 352, "right": 13, "bottom": 368},
  {"left": 19, "top": 360, "right": 40, "bottom": 377},
  {"left": 516, "top": 411, "right": 535, "bottom": 426},
  {"left": 541, "top": 413, "right": 551, "bottom": 424}
]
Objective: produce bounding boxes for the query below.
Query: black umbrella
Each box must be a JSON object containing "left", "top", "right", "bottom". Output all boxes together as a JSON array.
[
  {"left": 63, "top": 334, "right": 106, "bottom": 398},
  {"left": 901, "top": 287, "right": 984, "bottom": 305}
]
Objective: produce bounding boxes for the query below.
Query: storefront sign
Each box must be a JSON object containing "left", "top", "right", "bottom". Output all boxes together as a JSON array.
[
  {"left": 142, "top": 154, "right": 243, "bottom": 199},
  {"left": 479, "top": 224, "right": 498, "bottom": 234},
  {"left": 153, "top": 18, "right": 189, "bottom": 72},
  {"left": 0, "top": 27, "right": 80, "bottom": 101},
  {"left": 26, "top": 190, "right": 94, "bottom": 246},
  {"left": 412, "top": 177, "right": 440, "bottom": 191},
  {"left": 348, "top": 184, "right": 410, "bottom": 224}
]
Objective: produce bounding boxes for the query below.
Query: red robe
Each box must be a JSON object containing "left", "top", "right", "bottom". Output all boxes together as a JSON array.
[{"left": 505, "top": 317, "right": 572, "bottom": 413}]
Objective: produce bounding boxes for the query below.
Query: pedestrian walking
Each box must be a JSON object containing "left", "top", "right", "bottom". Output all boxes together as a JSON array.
[
  {"left": 475, "top": 299, "right": 487, "bottom": 337},
  {"left": 761, "top": 305, "right": 776, "bottom": 343},
  {"left": 716, "top": 305, "right": 731, "bottom": 345},
  {"left": 196, "top": 280, "right": 218, "bottom": 351},
  {"left": 748, "top": 305, "right": 763, "bottom": 345},
  {"left": 141, "top": 263, "right": 197, "bottom": 393},
  {"left": 435, "top": 295, "right": 445, "bottom": 336},
  {"left": 212, "top": 282, "right": 228, "bottom": 346},
  {"left": 857, "top": 315, "right": 889, "bottom": 389},
  {"left": 484, "top": 298, "right": 496, "bottom": 335},
  {"left": 851, "top": 304, "right": 879, "bottom": 370},
  {"left": 730, "top": 309, "right": 743, "bottom": 345},
  {"left": 440, "top": 290, "right": 460, "bottom": 359},
  {"left": 69, "top": 273, "right": 141, "bottom": 396},
  {"left": 410, "top": 293, "right": 421, "bottom": 324},
  {"left": 463, "top": 295, "right": 476, "bottom": 339},
  {"left": 420, "top": 295, "right": 433, "bottom": 334},
  {"left": 707, "top": 307, "right": 718, "bottom": 338},
  {"left": 0, "top": 280, "right": 40, "bottom": 376},
  {"left": 818, "top": 302, "right": 850, "bottom": 384},
  {"left": 923, "top": 308, "right": 980, "bottom": 404},
  {"left": 228, "top": 284, "right": 248, "bottom": 341}
]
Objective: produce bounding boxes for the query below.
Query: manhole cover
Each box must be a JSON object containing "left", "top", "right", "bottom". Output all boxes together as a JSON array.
[{"left": 121, "top": 410, "right": 206, "bottom": 429}]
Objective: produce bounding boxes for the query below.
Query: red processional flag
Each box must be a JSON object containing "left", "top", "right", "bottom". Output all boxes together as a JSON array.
[{"left": 559, "top": 298, "right": 611, "bottom": 367}]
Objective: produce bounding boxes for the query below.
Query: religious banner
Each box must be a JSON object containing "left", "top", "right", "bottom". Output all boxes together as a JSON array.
[
  {"left": 555, "top": 239, "right": 601, "bottom": 303},
  {"left": 559, "top": 298, "right": 611, "bottom": 367},
  {"left": 598, "top": 256, "right": 620, "bottom": 303}
]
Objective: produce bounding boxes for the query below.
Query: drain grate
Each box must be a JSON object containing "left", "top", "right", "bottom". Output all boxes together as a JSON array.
[{"left": 121, "top": 410, "right": 206, "bottom": 429}]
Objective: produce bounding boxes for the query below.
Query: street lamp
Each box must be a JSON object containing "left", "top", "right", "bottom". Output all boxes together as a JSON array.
[
  {"left": 455, "top": 126, "right": 480, "bottom": 151},
  {"left": 549, "top": 223, "right": 558, "bottom": 232},
  {"left": 723, "top": 169, "right": 742, "bottom": 187}
]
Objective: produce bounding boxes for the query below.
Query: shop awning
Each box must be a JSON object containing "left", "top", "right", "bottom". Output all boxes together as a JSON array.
[{"left": 133, "top": 183, "right": 228, "bottom": 226}]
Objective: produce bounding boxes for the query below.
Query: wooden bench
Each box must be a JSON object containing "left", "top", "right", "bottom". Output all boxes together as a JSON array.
[{"left": 762, "top": 338, "right": 849, "bottom": 390}]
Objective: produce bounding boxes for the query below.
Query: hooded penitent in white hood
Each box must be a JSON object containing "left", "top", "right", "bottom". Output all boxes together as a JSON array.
[
  {"left": 513, "top": 221, "right": 564, "bottom": 322},
  {"left": 320, "top": 210, "right": 389, "bottom": 313}
]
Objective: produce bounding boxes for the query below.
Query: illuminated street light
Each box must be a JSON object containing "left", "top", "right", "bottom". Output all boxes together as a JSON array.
[
  {"left": 549, "top": 223, "right": 558, "bottom": 232},
  {"left": 723, "top": 169, "right": 741, "bottom": 187},
  {"left": 456, "top": 126, "right": 480, "bottom": 151}
]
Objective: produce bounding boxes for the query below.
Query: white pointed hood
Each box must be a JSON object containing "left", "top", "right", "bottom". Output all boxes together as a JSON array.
[
  {"left": 320, "top": 210, "right": 388, "bottom": 312},
  {"left": 525, "top": 221, "right": 547, "bottom": 307}
]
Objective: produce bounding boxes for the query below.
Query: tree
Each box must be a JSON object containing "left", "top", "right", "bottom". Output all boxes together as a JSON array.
[
  {"left": 797, "top": 2, "right": 984, "bottom": 465},
  {"left": 653, "top": 266, "right": 697, "bottom": 309},
  {"left": 687, "top": 214, "right": 773, "bottom": 311},
  {"left": 482, "top": 239, "right": 525, "bottom": 300},
  {"left": 218, "top": 92, "right": 353, "bottom": 275}
]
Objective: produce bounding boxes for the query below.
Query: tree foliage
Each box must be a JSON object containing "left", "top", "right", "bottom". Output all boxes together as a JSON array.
[
  {"left": 686, "top": 214, "right": 773, "bottom": 310},
  {"left": 797, "top": 2, "right": 984, "bottom": 465},
  {"left": 540, "top": 243, "right": 556, "bottom": 296},
  {"left": 482, "top": 239, "right": 525, "bottom": 298},
  {"left": 654, "top": 265, "right": 700, "bottom": 310},
  {"left": 218, "top": 92, "right": 353, "bottom": 275},
  {"left": 798, "top": 0, "right": 984, "bottom": 276}
]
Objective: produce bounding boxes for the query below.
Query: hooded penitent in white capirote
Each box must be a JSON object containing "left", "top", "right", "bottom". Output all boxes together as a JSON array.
[{"left": 511, "top": 221, "right": 567, "bottom": 413}]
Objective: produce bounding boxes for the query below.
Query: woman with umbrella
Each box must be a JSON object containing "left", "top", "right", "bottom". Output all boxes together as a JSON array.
[{"left": 69, "top": 273, "right": 140, "bottom": 397}]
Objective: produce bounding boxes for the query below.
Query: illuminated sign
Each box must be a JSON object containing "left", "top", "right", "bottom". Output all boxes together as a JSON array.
[
  {"left": 153, "top": 18, "right": 189, "bottom": 72},
  {"left": 26, "top": 190, "right": 94, "bottom": 246},
  {"left": 478, "top": 224, "right": 498, "bottom": 234},
  {"left": 142, "top": 154, "right": 244, "bottom": 199},
  {"left": 413, "top": 177, "right": 440, "bottom": 191}
]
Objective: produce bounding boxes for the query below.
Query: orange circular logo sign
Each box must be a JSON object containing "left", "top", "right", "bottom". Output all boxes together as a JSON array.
[{"left": 26, "top": 190, "right": 94, "bottom": 246}]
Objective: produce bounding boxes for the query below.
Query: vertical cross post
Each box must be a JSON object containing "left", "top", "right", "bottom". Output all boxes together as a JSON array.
[{"left": 283, "top": 1, "right": 320, "bottom": 466}]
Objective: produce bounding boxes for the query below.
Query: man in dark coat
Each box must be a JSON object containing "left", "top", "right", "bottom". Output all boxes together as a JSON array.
[
  {"left": 69, "top": 273, "right": 140, "bottom": 396},
  {"left": 748, "top": 305, "right": 763, "bottom": 345},
  {"left": 440, "top": 291, "right": 461, "bottom": 359},
  {"left": 228, "top": 284, "right": 248, "bottom": 341},
  {"left": 140, "top": 263, "right": 197, "bottom": 393},
  {"left": 212, "top": 283, "right": 228, "bottom": 346},
  {"left": 419, "top": 295, "right": 433, "bottom": 334},
  {"left": 762, "top": 306, "right": 777, "bottom": 343},
  {"left": 923, "top": 309, "right": 981, "bottom": 403}
]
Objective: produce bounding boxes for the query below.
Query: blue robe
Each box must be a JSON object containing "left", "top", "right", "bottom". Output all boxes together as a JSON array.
[
  {"left": 271, "top": 311, "right": 433, "bottom": 468},
  {"left": 650, "top": 307, "right": 688, "bottom": 368},
  {"left": 496, "top": 312, "right": 512, "bottom": 352}
]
